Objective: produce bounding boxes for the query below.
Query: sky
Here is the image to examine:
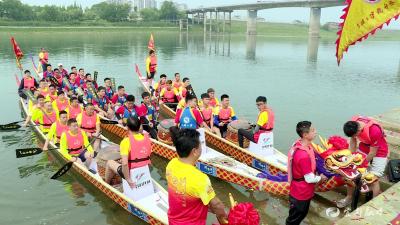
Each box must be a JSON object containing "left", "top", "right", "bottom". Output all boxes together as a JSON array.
[{"left": 21, "top": 0, "right": 399, "bottom": 29}]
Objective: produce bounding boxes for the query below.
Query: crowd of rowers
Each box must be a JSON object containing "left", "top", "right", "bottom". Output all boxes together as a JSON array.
[{"left": 17, "top": 60, "right": 391, "bottom": 224}]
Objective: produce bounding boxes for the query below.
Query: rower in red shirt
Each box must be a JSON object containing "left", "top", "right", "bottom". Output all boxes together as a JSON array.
[
  {"left": 337, "top": 116, "right": 389, "bottom": 208},
  {"left": 286, "top": 121, "right": 327, "bottom": 225}
]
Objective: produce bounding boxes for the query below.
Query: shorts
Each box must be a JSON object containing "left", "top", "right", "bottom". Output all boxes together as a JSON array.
[
  {"left": 77, "top": 150, "right": 87, "bottom": 163},
  {"left": 147, "top": 72, "right": 155, "bottom": 80},
  {"left": 117, "top": 165, "right": 125, "bottom": 179},
  {"left": 368, "top": 157, "right": 387, "bottom": 177}
]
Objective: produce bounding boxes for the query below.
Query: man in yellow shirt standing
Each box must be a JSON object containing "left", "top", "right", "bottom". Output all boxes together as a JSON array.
[
  {"left": 146, "top": 49, "right": 157, "bottom": 87},
  {"left": 104, "top": 116, "right": 152, "bottom": 187},
  {"left": 237, "top": 96, "right": 275, "bottom": 148},
  {"left": 59, "top": 118, "right": 94, "bottom": 168},
  {"left": 166, "top": 129, "right": 228, "bottom": 225}
]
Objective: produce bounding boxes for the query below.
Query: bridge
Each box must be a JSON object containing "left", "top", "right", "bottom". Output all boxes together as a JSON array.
[{"left": 186, "top": 0, "right": 345, "bottom": 37}]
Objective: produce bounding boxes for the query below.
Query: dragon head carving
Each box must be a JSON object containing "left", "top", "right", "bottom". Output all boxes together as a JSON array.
[{"left": 312, "top": 136, "right": 378, "bottom": 192}]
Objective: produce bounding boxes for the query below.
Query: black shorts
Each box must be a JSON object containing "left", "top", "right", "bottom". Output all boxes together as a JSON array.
[
  {"left": 77, "top": 150, "right": 87, "bottom": 163},
  {"left": 147, "top": 72, "right": 155, "bottom": 79},
  {"left": 117, "top": 165, "right": 125, "bottom": 179}
]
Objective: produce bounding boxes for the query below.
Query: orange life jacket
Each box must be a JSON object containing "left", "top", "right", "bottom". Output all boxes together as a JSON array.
[
  {"left": 41, "top": 111, "right": 56, "bottom": 129},
  {"left": 65, "top": 130, "right": 84, "bottom": 156},
  {"left": 287, "top": 139, "right": 316, "bottom": 183},
  {"left": 209, "top": 98, "right": 218, "bottom": 107},
  {"left": 55, "top": 121, "right": 69, "bottom": 140},
  {"left": 55, "top": 99, "right": 68, "bottom": 111},
  {"left": 163, "top": 88, "right": 176, "bottom": 103},
  {"left": 173, "top": 81, "right": 182, "bottom": 89},
  {"left": 128, "top": 132, "right": 152, "bottom": 169},
  {"left": 200, "top": 107, "right": 213, "bottom": 125},
  {"left": 149, "top": 55, "right": 157, "bottom": 73},
  {"left": 23, "top": 77, "right": 35, "bottom": 90},
  {"left": 80, "top": 111, "right": 97, "bottom": 134},
  {"left": 254, "top": 108, "right": 275, "bottom": 142},
  {"left": 68, "top": 105, "right": 82, "bottom": 119},
  {"left": 218, "top": 107, "right": 232, "bottom": 123},
  {"left": 351, "top": 115, "right": 383, "bottom": 145}
]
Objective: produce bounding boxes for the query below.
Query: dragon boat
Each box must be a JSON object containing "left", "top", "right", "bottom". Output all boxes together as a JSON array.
[{"left": 19, "top": 91, "right": 169, "bottom": 224}]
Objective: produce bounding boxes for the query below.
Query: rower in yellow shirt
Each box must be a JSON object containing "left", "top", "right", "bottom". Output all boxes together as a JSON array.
[
  {"left": 32, "top": 100, "right": 58, "bottom": 133},
  {"left": 43, "top": 110, "right": 69, "bottom": 150},
  {"left": 59, "top": 118, "right": 94, "bottom": 168}
]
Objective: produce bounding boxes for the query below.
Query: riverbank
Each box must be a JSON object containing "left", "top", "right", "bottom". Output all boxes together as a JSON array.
[{"left": 2, "top": 20, "right": 400, "bottom": 40}]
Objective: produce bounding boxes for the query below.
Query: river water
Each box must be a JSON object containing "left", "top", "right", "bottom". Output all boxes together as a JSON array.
[{"left": 0, "top": 29, "right": 399, "bottom": 225}]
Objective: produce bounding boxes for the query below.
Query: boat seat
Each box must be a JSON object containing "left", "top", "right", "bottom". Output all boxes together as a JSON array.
[{"left": 248, "top": 132, "right": 274, "bottom": 156}]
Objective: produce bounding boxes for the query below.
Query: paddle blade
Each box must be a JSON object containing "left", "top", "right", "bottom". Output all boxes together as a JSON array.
[
  {"left": 51, "top": 162, "right": 73, "bottom": 179},
  {"left": 100, "top": 119, "right": 118, "bottom": 125},
  {"left": 16, "top": 147, "right": 43, "bottom": 158},
  {"left": 1, "top": 124, "right": 22, "bottom": 131}
]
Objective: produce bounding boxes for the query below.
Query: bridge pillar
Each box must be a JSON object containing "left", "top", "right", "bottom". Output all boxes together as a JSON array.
[
  {"left": 247, "top": 10, "right": 257, "bottom": 35},
  {"left": 309, "top": 7, "right": 321, "bottom": 37},
  {"left": 203, "top": 12, "right": 207, "bottom": 33}
]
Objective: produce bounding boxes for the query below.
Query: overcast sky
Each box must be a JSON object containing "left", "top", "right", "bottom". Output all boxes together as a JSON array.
[{"left": 21, "top": 0, "right": 399, "bottom": 29}]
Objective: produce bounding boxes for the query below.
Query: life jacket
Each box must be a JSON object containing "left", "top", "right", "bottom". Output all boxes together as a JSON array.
[
  {"left": 68, "top": 105, "right": 82, "bottom": 119},
  {"left": 105, "top": 87, "right": 114, "bottom": 99},
  {"left": 351, "top": 116, "right": 384, "bottom": 145},
  {"left": 55, "top": 75, "right": 63, "bottom": 86},
  {"left": 180, "top": 87, "right": 187, "bottom": 98},
  {"left": 254, "top": 108, "right": 275, "bottom": 142},
  {"left": 48, "top": 93, "right": 57, "bottom": 101},
  {"left": 80, "top": 111, "right": 97, "bottom": 134},
  {"left": 162, "top": 88, "right": 176, "bottom": 103},
  {"left": 97, "top": 96, "right": 108, "bottom": 111},
  {"left": 209, "top": 98, "right": 218, "bottom": 107},
  {"left": 200, "top": 107, "right": 213, "bottom": 126},
  {"left": 149, "top": 55, "right": 157, "bottom": 73},
  {"left": 65, "top": 130, "right": 84, "bottom": 156},
  {"left": 287, "top": 139, "right": 316, "bottom": 183},
  {"left": 179, "top": 107, "right": 198, "bottom": 129},
  {"left": 117, "top": 95, "right": 127, "bottom": 105},
  {"left": 173, "top": 81, "right": 182, "bottom": 89},
  {"left": 123, "top": 105, "right": 137, "bottom": 119},
  {"left": 127, "top": 132, "right": 152, "bottom": 169},
  {"left": 218, "top": 107, "right": 232, "bottom": 123},
  {"left": 23, "top": 77, "right": 35, "bottom": 90},
  {"left": 55, "top": 99, "right": 68, "bottom": 111},
  {"left": 55, "top": 121, "right": 69, "bottom": 140},
  {"left": 156, "top": 82, "right": 167, "bottom": 94},
  {"left": 41, "top": 111, "right": 57, "bottom": 130}
]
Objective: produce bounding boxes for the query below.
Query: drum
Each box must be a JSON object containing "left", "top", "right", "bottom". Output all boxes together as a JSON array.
[
  {"left": 157, "top": 119, "right": 175, "bottom": 145},
  {"left": 226, "top": 119, "right": 252, "bottom": 148}
]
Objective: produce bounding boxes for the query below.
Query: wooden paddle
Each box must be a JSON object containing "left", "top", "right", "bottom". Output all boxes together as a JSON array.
[
  {"left": 100, "top": 118, "right": 118, "bottom": 125},
  {"left": 350, "top": 176, "right": 362, "bottom": 212},
  {"left": 0, "top": 123, "right": 22, "bottom": 131}
]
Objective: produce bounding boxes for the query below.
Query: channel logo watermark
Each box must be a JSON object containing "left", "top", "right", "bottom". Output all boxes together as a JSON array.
[{"left": 325, "top": 206, "right": 384, "bottom": 218}]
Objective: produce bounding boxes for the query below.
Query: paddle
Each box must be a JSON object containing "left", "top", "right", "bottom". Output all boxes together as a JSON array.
[
  {"left": 16, "top": 134, "right": 107, "bottom": 158},
  {"left": 100, "top": 119, "right": 118, "bottom": 125},
  {"left": 16, "top": 147, "right": 59, "bottom": 158},
  {"left": 0, "top": 123, "right": 22, "bottom": 131}
]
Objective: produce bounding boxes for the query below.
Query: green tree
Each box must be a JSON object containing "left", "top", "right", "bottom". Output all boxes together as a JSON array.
[
  {"left": 140, "top": 8, "right": 159, "bottom": 21},
  {"left": 91, "top": 2, "right": 131, "bottom": 22},
  {"left": 159, "top": 1, "right": 179, "bottom": 20}
]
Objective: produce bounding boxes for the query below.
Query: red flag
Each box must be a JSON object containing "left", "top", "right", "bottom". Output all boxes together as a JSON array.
[
  {"left": 10, "top": 37, "right": 24, "bottom": 70},
  {"left": 148, "top": 33, "right": 155, "bottom": 50}
]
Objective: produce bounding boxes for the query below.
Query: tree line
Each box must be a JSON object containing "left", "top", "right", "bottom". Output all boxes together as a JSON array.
[{"left": 0, "top": 0, "right": 185, "bottom": 23}]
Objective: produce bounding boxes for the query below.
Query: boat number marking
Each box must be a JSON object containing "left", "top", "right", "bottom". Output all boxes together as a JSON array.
[
  {"left": 197, "top": 162, "right": 217, "bottom": 176},
  {"left": 128, "top": 204, "right": 149, "bottom": 222},
  {"left": 252, "top": 159, "right": 268, "bottom": 173}
]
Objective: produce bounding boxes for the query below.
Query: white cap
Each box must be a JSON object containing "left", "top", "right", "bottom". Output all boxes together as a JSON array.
[{"left": 58, "top": 63, "right": 63, "bottom": 67}]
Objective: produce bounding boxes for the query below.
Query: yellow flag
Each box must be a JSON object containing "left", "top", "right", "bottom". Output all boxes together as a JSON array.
[{"left": 336, "top": 0, "right": 400, "bottom": 65}]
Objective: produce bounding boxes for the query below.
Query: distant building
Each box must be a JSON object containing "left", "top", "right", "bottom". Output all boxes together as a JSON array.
[
  {"left": 107, "top": 0, "right": 132, "bottom": 4},
  {"left": 134, "top": 0, "right": 157, "bottom": 11}
]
